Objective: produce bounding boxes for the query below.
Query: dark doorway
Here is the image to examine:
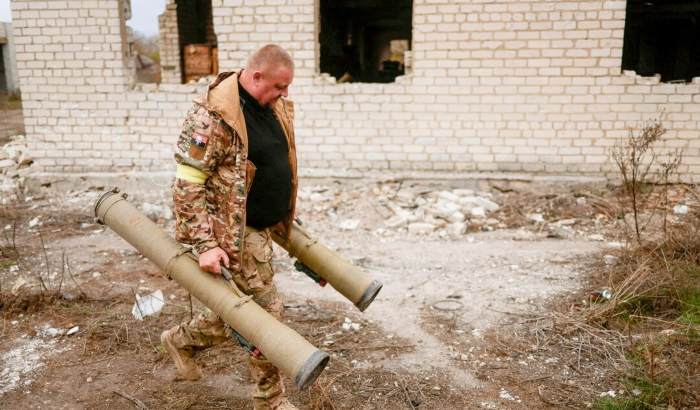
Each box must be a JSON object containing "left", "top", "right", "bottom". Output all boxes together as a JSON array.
[
  {"left": 320, "top": 0, "right": 412, "bottom": 83},
  {"left": 175, "top": 0, "right": 218, "bottom": 83},
  {"left": 622, "top": 0, "right": 700, "bottom": 83},
  {"left": 0, "top": 45, "right": 7, "bottom": 96}
]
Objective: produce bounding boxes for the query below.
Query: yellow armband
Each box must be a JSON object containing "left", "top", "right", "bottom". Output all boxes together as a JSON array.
[{"left": 176, "top": 164, "right": 208, "bottom": 184}]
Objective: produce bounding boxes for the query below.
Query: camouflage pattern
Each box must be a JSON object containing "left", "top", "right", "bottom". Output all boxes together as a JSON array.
[
  {"left": 170, "top": 71, "right": 298, "bottom": 409},
  {"left": 169, "top": 227, "right": 287, "bottom": 408},
  {"left": 250, "top": 356, "right": 286, "bottom": 410},
  {"left": 173, "top": 70, "right": 298, "bottom": 272}
]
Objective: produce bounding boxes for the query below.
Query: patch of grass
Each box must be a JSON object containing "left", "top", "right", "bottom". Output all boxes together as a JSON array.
[
  {"left": 594, "top": 396, "right": 645, "bottom": 410},
  {"left": 59, "top": 304, "right": 93, "bottom": 315},
  {"left": 677, "top": 288, "right": 700, "bottom": 326},
  {"left": 0, "top": 261, "right": 18, "bottom": 269},
  {"left": 594, "top": 371, "right": 675, "bottom": 410},
  {"left": 615, "top": 295, "right": 658, "bottom": 323}
]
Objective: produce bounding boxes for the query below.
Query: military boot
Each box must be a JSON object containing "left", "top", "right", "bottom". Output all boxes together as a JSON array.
[
  {"left": 273, "top": 399, "right": 298, "bottom": 410},
  {"left": 250, "top": 356, "right": 288, "bottom": 410},
  {"left": 161, "top": 328, "right": 203, "bottom": 381},
  {"left": 253, "top": 398, "right": 298, "bottom": 410}
]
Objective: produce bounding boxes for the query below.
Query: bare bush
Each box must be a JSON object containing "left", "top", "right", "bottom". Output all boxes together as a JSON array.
[{"left": 607, "top": 115, "right": 684, "bottom": 244}]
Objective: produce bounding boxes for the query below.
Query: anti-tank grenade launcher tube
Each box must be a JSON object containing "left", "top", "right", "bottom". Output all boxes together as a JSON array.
[
  {"left": 271, "top": 219, "right": 383, "bottom": 312},
  {"left": 93, "top": 187, "right": 328, "bottom": 390}
]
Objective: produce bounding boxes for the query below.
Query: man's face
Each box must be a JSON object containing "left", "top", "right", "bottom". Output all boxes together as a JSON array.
[{"left": 254, "top": 65, "right": 294, "bottom": 109}]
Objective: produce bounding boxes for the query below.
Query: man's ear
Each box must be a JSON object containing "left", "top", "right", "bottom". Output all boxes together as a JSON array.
[{"left": 252, "top": 71, "right": 263, "bottom": 84}]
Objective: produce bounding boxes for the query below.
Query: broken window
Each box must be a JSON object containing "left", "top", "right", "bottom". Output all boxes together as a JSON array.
[
  {"left": 174, "top": 0, "right": 218, "bottom": 84},
  {"left": 0, "top": 44, "right": 6, "bottom": 96},
  {"left": 622, "top": 0, "right": 700, "bottom": 83},
  {"left": 319, "top": 0, "right": 412, "bottom": 84},
  {"left": 126, "top": 1, "right": 165, "bottom": 83},
  {"left": 127, "top": 0, "right": 218, "bottom": 84}
]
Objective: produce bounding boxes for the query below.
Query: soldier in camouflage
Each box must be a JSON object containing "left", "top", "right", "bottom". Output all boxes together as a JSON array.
[{"left": 160, "top": 44, "right": 300, "bottom": 410}]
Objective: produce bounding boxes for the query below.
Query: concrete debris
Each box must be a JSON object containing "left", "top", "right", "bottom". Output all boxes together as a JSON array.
[
  {"left": 0, "top": 135, "right": 31, "bottom": 204},
  {"left": 338, "top": 219, "right": 360, "bottom": 230},
  {"left": 11, "top": 276, "right": 28, "bottom": 296},
  {"left": 408, "top": 222, "right": 436, "bottom": 234},
  {"left": 296, "top": 183, "right": 510, "bottom": 238},
  {"left": 140, "top": 202, "right": 173, "bottom": 222},
  {"left": 475, "top": 197, "right": 499, "bottom": 212}
]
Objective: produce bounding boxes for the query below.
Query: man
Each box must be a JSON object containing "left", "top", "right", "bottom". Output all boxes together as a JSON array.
[{"left": 161, "top": 44, "right": 299, "bottom": 410}]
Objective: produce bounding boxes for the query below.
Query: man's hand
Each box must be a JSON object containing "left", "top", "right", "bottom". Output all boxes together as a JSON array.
[{"left": 199, "top": 247, "right": 229, "bottom": 275}]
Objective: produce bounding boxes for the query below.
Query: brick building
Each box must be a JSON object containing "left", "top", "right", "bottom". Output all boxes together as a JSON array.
[{"left": 8, "top": 0, "right": 700, "bottom": 183}]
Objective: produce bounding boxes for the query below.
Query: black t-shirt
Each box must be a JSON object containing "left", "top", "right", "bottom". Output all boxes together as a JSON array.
[{"left": 238, "top": 82, "right": 293, "bottom": 229}]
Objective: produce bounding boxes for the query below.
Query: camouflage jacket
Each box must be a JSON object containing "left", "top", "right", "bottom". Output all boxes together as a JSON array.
[{"left": 173, "top": 70, "right": 298, "bottom": 273}]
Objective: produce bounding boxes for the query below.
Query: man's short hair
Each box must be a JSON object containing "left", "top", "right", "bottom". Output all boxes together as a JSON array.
[{"left": 247, "top": 44, "right": 295, "bottom": 75}]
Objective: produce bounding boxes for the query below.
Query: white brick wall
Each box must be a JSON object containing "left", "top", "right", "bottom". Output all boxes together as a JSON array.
[{"left": 10, "top": 0, "right": 700, "bottom": 182}]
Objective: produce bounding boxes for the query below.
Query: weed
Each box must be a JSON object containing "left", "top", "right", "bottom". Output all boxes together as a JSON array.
[
  {"left": 677, "top": 289, "right": 700, "bottom": 326},
  {"left": 607, "top": 114, "right": 684, "bottom": 244},
  {"left": 59, "top": 304, "right": 93, "bottom": 315},
  {"left": 592, "top": 116, "right": 700, "bottom": 406}
]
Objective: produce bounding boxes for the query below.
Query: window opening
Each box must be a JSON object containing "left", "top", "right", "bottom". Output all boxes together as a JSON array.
[
  {"left": 0, "top": 45, "right": 7, "bottom": 96},
  {"left": 319, "top": 0, "right": 412, "bottom": 83},
  {"left": 127, "top": 0, "right": 165, "bottom": 83},
  {"left": 622, "top": 0, "right": 700, "bottom": 83},
  {"left": 175, "top": 0, "right": 217, "bottom": 84}
]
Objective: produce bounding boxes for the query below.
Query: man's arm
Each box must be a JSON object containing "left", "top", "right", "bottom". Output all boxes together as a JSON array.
[
  {"left": 173, "top": 174, "right": 228, "bottom": 274},
  {"left": 173, "top": 105, "right": 235, "bottom": 275}
]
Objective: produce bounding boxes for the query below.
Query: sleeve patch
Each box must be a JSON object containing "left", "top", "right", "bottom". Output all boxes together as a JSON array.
[
  {"left": 191, "top": 133, "right": 208, "bottom": 149},
  {"left": 188, "top": 133, "right": 208, "bottom": 160}
]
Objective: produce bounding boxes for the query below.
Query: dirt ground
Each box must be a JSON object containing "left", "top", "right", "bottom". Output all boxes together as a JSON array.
[{"left": 0, "top": 179, "right": 634, "bottom": 409}]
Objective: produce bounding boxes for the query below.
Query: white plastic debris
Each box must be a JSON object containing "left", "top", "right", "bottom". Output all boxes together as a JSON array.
[
  {"left": 527, "top": 213, "right": 544, "bottom": 222},
  {"left": 603, "top": 255, "right": 616, "bottom": 265},
  {"left": 674, "top": 204, "right": 689, "bottom": 214},
  {"left": 28, "top": 217, "right": 40, "bottom": 228},
  {"left": 338, "top": 219, "right": 360, "bottom": 230},
  {"left": 66, "top": 326, "right": 79, "bottom": 336},
  {"left": 131, "top": 290, "right": 165, "bottom": 321}
]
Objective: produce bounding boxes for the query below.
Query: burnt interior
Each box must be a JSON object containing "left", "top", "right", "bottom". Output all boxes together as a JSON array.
[
  {"left": 622, "top": 0, "right": 700, "bottom": 83},
  {"left": 175, "top": 0, "right": 217, "bottom": 83},
  {"left": 319, "top": 0, "right": 413, "bottom": 83},
  {"left": 0, "top": 45, "right": 7, "bottom": 95}
]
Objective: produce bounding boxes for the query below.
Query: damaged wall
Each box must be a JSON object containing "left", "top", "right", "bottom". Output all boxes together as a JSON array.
[{"left": 9, "top": 0, "right": 700, "bottom": 182}]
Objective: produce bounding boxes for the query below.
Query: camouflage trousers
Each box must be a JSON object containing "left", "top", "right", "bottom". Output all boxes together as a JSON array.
[{"left": 168, "top": 226, "right": 288, "bottom": 410}]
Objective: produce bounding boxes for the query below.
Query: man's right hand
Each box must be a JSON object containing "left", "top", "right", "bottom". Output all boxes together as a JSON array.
[{"left": 199, "top": 247, "right": 229, "bottom": 275}]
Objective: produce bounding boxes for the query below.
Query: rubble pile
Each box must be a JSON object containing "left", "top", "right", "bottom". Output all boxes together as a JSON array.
[
  {"left": 0, "top": 135, "right": 31, "bottom": 204},
  {"left": 296, "top": 183, "right": 506, "bottom": 239}
]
